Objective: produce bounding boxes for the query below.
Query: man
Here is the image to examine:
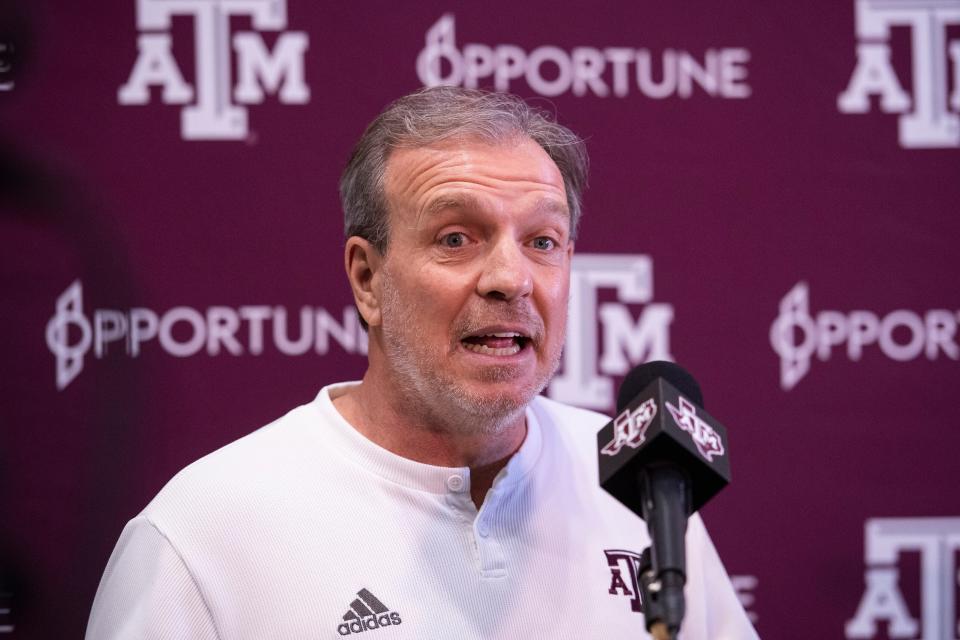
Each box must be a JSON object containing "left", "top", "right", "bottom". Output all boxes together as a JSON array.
[{"left": 87, "top": 87, "right": 758, "bottom": 639}]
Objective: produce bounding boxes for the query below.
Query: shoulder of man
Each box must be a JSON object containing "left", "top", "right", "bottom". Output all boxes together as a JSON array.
[
  {"left": 87, "top": 401, "right": 327, "bottom": 639},
  {"left": 140, "top": 400, "right": 326, "bottom": 524}
]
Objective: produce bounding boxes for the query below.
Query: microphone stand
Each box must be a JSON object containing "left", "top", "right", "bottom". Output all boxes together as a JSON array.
[
  {"left": 638, "top": 466, "right": 689, "bottom": 639},
  {"left": 638, "top": 547, "right": 674, "bottom": 640}
]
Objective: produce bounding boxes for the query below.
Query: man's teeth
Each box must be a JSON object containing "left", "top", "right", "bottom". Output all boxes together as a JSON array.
[
  {"left": 463, "top": 341, "right": 522, "bottom": 356},
  {"left": 462, "top": 332, "right": 525, "bottom": 356}
]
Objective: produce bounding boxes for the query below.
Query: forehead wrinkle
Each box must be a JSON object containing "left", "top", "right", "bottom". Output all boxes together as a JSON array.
[
  {"left": 419, "top": 193, "right": 569, "bottom": 229},
  {"left": 423, "top": 193, "right": 485, "bottom": 218},
  {"left": 409, "top": 192, "right": 487, "bottom": 234},
  {"left": 385, "top": 140, "right": 569, "bottom": 234},
  {"left": 385, "top": 148, "right": 474, "bottom": 232},
  {"left": 386, "top": 156, "right": 451, "bottom": 208},
  {"left": 396, "top": 147, "right": 565, "bottom": 207}
]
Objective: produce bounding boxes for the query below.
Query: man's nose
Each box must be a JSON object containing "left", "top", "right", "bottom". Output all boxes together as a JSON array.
[{"left": 477, "top": 238, "right": 533, "bottom": 301}]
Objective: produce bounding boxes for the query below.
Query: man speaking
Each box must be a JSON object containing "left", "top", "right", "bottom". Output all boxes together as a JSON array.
[{"left": 87, "top": 87, "right": 758, "bottom": 639}]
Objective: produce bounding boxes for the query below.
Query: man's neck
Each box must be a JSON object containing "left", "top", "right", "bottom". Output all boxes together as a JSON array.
[{"left": 331, "top": 376, "right": 527, "bottom": 508}]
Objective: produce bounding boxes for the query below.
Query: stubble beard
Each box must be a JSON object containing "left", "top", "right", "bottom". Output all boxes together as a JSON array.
[{"left": 378, "top": 270, "right": 565, "bottom": 438}]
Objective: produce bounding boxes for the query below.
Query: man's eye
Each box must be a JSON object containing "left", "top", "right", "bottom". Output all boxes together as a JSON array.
[
  {"left": 532, "top": 237, "right": 556, "bottom": 250},
  {"left": 441, "top": 232, "right": 467, "bottom": 248}
]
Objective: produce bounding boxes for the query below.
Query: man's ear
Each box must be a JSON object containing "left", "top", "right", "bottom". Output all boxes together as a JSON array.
[{"left": 344, "top": 236, "right": 383, "bottom": 328}]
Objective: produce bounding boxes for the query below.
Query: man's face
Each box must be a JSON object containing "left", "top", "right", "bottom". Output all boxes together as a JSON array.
[{"left": 373, "top": 136, "right": 572, "bottom": 429}]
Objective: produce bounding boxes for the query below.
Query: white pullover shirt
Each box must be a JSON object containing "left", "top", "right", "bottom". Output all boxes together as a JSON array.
[{"left": 87, "top": 382, "right": 759, "bottom": 639}]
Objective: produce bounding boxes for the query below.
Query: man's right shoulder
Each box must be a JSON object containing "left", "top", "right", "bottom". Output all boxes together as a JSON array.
[{"left": 140, "top": 399, "right": 333, "bottom": 526}]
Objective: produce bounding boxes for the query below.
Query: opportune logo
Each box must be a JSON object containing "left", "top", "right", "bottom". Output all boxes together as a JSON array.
[
  {"left": 600, "top": 398, "right": 658, "bottom": 456},
  {"left": 417, "top": 14, "right": 751, "bottom": 99},
  {"left": 45, "top": 280, "right": 367, "bottom": 390},
  {"left": 838, "top": 0, "right": 960, "bottom": 148},
  {"left": 549, "top": 254, "right": 674, "bottom": 411},
  {"left": 846, "top": 518, "right": 960, "bottom": 639},
  {"left": 769, "top": 282, "right": 959, "bottom": 390},
  {"left": 118, "top": 0, "right": 310, "bottom": 140},
  {"left": 665, "top": 396, "right": 725, "bottom": 461}
]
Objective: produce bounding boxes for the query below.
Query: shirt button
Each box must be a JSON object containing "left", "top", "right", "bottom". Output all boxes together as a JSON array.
[{"left": 446, "top": 474, "right": 465, "bottom": 492}]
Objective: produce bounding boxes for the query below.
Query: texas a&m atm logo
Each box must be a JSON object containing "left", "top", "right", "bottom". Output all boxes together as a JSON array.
[
  {"left": 664, "top": 396, "right": 725, "bottom": 462},
  {"left": 846, "top": 518, "right": 960, "bottom": 639},
  {"left": 838, "top": 0, "right": 960, "bottom": 148},
  {"left": 118, "top": 0, "right": 310, "bottom": 140},
  {"left": 605, "top": 549, "right": 645, "bottom": 614},
  {"left": 599, "top": 398, "right": 658, "bottom": 456},
  {"left": 549, "top": 254, "right": 673, "bottom": 412}
]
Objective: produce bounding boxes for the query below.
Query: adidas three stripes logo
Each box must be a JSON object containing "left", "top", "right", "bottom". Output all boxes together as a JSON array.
[{"left": 336, "top": 589, "right": 402, "bottom": 635}]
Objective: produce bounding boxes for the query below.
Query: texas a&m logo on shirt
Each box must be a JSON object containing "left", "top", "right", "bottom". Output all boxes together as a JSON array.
[{"left": 605, "top": 549, "right": 645, "bottom": 614}]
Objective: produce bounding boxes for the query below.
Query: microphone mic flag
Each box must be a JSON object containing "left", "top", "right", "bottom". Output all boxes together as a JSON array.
[
  {"left": 598, "top": 360, "right": 731, "bottom": 518},
  {"left": 597, "top": 361, "right": 732, "bottom": 637}
]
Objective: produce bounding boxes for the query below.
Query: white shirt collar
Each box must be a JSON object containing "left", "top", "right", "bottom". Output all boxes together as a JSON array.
[{"left": 309, "top": 381, "right": 544, "bottom": 496}]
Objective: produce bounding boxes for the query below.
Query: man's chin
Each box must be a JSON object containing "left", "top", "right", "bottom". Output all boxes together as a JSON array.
[{"left": 444, "top": 378, "right": 540, "bottom": 421}]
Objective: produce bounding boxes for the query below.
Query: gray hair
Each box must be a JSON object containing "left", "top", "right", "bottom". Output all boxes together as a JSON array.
[{"left": 340, "top": 86, "right": 588, "bottom": 253}]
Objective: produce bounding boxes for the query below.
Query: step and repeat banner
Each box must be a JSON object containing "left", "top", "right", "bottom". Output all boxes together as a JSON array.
[{"left": 2, "top": 1, "right": 959, "bottom": 638}]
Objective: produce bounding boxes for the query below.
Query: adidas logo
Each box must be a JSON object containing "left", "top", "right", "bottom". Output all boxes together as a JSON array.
[{"left": 336, "top": 588, "right": 402, "bottom": 635}]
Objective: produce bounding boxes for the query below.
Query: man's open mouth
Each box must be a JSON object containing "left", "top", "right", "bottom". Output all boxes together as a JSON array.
[{"left": 461, "top": 332, "right": 531, "bottom": 356}]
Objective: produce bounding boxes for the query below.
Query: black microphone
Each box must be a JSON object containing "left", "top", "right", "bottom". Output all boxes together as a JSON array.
[{"left": 597, "top": 361, "right": 732, "bottom": 639}]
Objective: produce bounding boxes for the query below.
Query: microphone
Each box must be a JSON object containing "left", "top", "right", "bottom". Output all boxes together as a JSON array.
[{"left": 597, "top": 361, "right": 732, "bottom": 639}]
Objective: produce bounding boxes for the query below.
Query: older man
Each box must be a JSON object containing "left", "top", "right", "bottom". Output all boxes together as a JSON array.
[{"left": 87, "top": 87, "right": 758, "bottom": 639}]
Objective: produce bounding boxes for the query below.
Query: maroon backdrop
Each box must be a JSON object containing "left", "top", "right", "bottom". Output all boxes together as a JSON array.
[{"left": 2, "top": 1, "right": 959, "bottom": 638}]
